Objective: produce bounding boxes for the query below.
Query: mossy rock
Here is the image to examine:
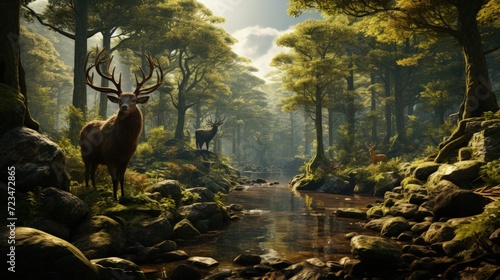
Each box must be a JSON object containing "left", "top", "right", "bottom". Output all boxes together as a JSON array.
[
  {"left": 103, "top": 204, "right": 162, "bottom": 222},
  {"left": 427, "top": 160, "right": 485, "bottom": 189},
  {"left": 0, "top": 83, "right": 26, "bottom": 135},
  {"left": 400, "top": 177, "right": 423, "bottom": 188},
  {"left": 411, "top": 162, "right": 440, "bottom": 181}
]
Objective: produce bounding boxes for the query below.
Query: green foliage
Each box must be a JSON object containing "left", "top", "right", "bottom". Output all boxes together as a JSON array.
[
  {"left": 72, "top": 185, "right": 116, "bottom": 216},
  {"left": 149, "top": 126, "right": 169, "bottom": 151},
  {"left": 136, "top": 142, "right": 154, "bottom": 160},
  {"left": 62, "top": 105, "right": 85, "bottom": 143},
  {"left": 338, "top": 157, "right": 404, "bottom": 189},
  {"left": 455, "top": 200, "right": 500, "bottom": 247},
  {"left": 305, "top": 154, "right": 336, "bottom": 181},
  {"left": 480, "top": 159, "right": 500, "bottom": 186},
  {"left": 160, "top": 197, "right": 176, "bottom": 212},
  {"left": 482, "top": 110, "right": 500, "bottom": 120},
  {"left": 57, "top": 137, "right": 85, "bottom": 182},
  {"left": 181, "top": 189, "right": 201, "bottom": 205},
  {"left": 20, "top": 25, "right": 71, "bottom": 132},
  {"left": 135, "top": 126, "right": 174, "bottom": 163},
  {"left": 17, "top": 188, "right": 44, "bottom": 224},
  {"left": 214, "top": 192, "right": 227, "bottom": 208}
]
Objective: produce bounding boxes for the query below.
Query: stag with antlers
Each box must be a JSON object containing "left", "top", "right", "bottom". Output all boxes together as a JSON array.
[
  {"left": 195, "top": 117, "right": 225, "bottom": 150},
  {"left": 79, "top": 50, "right": 163, "bottom": 200}
]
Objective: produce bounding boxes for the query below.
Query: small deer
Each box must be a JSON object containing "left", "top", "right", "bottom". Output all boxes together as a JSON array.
[
  {"left": 366, "top": 143, "right": 388, "bottom": 164},
  {"left": 79, "top": 50, "right": 162, "bottom": 200},
  {"left": 195, "top": 117, "right": 225, "bottom": 150}
]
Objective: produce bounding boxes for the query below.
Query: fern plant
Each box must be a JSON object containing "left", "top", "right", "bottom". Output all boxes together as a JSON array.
[{"left": 480, "top": 159, "right": 500, "bottom": 186}]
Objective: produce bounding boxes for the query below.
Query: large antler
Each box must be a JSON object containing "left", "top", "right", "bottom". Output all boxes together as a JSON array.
[
  {"left": 215, "top": 116, "right": 226, "bottom": 126},
  {"left": 85, "top": 49, "right": 122, "bottom": 95},
  {"left": 207, "top": 116, "right": 225, "bottom": 126},
  {"left": 134, "top": 54, "right": 163, "bottom": 95}
]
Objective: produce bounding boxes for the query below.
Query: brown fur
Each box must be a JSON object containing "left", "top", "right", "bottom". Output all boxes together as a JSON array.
[
  {"left": 366, "top": 143, "right": 388, "bottom": 164},
  {"left": 79, "top": 104, "right": 143, "bottom": 200},
  {"left": 80, "top": 50, "right": 161, "bottom": 200}
]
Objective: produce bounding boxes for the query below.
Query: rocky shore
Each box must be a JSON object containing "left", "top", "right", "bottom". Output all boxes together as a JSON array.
[{"left": 1, "top": 121, "right": 500, "bottom": 279}]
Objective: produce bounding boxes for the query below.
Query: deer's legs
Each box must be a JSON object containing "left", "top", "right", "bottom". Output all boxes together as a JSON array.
[
  {"left": 90, "top": 164, "right": 98, "bottom": 189},
  {"left": 84, "top": 162, "right": 91, "bottom": 188},
  {"left": 118, "top": 168, "right": 125, "bottom": 198},
  {"left": 108, "top": 165, "right": 119, "bottom": 200}
]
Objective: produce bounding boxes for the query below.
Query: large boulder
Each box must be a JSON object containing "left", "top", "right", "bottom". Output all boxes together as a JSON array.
[
  {"left": 412, "top": 162, "right": 441, "bottom": 181},
  {"left": 125, "top": 215, "right": 174, "bottom": 247},
  {"left": 192, "top": 176, "right": 229, "bottom": 194},
  {"left": 145, "top": 180, "right": 184, "bottom": 202},
  {"left": 1, "top": 227, "right": 99, "bottom": 279},
  {"left": 468, "top": 120, "right": 500, "bottom": 161},
  {"left": 381, "top": 216, "right": 411, "bottom": 237},
  {"left": 0, "top": 127, "right": 69, "bottom": 191},
  {"left": 423, "top": 222, "right": 456, "bottom": 244},
  {"left": 389, "top": 202, "right": 419, "bottom": 220},
  {"left": 427, "top": 160, "right": 485, "bottom": 189},
  {"left": 350, "top": 235, "right": 402, "bottom": 266},
  {"left": 177, "top": 202, "right": 228, "bottom": 230},
  {"left": 433, "top": 189, "right": 489, "bottom": 219},
  {"left": 317, "top": 176, "right": 352, "bottom": 194},
  {"left": 39, "top": 187, "right": 89, "bottom": 228},
  {"left": 426, "top": 180, "right": 459, "bottom": 197},
  {"left": 92, "top": 257, "right": 146, "bottom": 280},
  {"left": 71, "top": 215, "right": 127, "bottom": 259},
  {"left": 289, "top": 174, "right": 322, "bottom": 191},
  {"left": 173, "top": 219, "right": 201, "bottom": 239},
  {"left": 186, "top": 187, "right": 216, "bottom": 202}
]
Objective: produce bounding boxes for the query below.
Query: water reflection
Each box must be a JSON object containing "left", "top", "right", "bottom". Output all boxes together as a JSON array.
[
  {"left": 180, "top": 182, "right": 376, "bottom": 264},
  {"left": 142, "top": 182, "right": 378, "bottom": 276}
]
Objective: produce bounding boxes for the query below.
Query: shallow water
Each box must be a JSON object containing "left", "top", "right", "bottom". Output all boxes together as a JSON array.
[{"left": 142, "top": 181, "right": 380, "bottom": 277}]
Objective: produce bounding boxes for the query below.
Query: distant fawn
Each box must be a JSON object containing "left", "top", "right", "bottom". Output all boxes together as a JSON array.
[{"left": 366, "top": 143, "right": 388, "bottom": 164}]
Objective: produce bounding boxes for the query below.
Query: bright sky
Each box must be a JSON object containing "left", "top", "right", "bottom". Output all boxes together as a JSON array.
[{"left": 198, "top": 0, "right": 320, "bottom": 80}]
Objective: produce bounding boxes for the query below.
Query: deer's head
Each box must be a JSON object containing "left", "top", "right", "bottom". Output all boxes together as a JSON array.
[{"left": 85, "top": 50, "right": 163, "bottom": 114}]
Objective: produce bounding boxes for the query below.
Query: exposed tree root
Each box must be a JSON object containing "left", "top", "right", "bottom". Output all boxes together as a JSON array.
[{"left": 426, "top": 117, "right": 485, "bottom": 163}]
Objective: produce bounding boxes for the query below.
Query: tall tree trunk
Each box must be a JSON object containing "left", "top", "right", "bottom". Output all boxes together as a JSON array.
[
  {"left": 457, "top": 1, "right": 498, "bottom": 119},
  {"left": 174, "top": 100, "right": 186, "bottom": 140},
  {"left": 370, "top": 73, "right": 378, "bottom": 144},
  {"left": 327, "top": 108, "right": 334, "bottom": 159},
  {"left": 304, "top": 108, "right": 311, "bottom": 157},
  {"left": 98, "top": 28, "right": 111, "bottom": 119},
  {"left": 0, "top": 0, "right": 39, "bottom": 131},
  {"left": 69, "top": 0, "right": 88, "bottom": 143},
  {"left": 383, "top": 67, "right": 392, "bottom": 144},
  {"left": 310, "top": 86, "right": 327, "bottom": 167},
  {"left": 393, "top": 65, "right": 406, "bottom": 143},
  {"left": 194, "top": 102, "right": 201, "bottom": 129},
  {"left": 345, "top": 65, "right": 356, "bottom": 154},
  {"left": 237, "top": 123, "right": 242, "bottom": 163},
  {"left": 290, "top": 112, "right": 296, "bottom": 158}
]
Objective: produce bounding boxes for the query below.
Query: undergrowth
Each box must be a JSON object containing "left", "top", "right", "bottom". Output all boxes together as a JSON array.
[
  {"left": 480, "top": 159, "right": 500, "bottom": 186},
  {"left": 454, "top": 201, "right": 500, "bottom": 257}
]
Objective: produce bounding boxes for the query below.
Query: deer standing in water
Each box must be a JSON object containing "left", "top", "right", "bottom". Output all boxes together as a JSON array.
[
  {"left": 79, "top": 50, "right": 163, "bottom": 200},
  {"left": 366, "top": 143, "right": 388, "bottom": 164},
  {"left": 195, "top": 117, "right": 225, "bottom": 150}
]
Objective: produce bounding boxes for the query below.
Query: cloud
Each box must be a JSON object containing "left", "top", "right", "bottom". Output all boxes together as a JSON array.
[{"left": 231, "top": 25, "right": 293, "bottom": 80}]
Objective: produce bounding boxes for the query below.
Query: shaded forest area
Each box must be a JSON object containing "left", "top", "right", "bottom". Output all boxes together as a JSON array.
[{"left": 1, "top": 0, "right": 499, "bottom": 171}]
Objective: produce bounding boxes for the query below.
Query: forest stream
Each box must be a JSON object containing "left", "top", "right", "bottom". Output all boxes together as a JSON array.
[{"left": 140, "top": 177, "right": 381, "bottom": 278}]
